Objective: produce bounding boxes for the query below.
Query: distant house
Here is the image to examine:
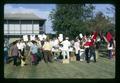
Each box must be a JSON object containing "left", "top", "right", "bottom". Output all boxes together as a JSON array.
[{"left": 4, "top": 13, "right": 46, "bottom": 43}]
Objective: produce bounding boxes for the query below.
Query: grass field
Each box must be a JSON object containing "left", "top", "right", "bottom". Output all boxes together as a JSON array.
[{"left": 4, "top": 55, "right": 115, "bottom": 79}]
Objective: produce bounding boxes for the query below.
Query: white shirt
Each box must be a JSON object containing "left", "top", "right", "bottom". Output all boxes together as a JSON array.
[
  {"left": 74, "top": 42, "right": 80, "bottom": 50},
  {"left": 27, "top": 42, "right": 33, "bottom": 47},
  {"left": 107, "top": 43, "right": 113, "bottom": 50},
  {"left": 61, "top": 40, "right": 71, "bottom": 51},
  {"left": 17, "top": 43, "right": 21, "bottom": 50},
  {"left": 23, "top": 35, "right": 28, "bottom": 41},
  {"left": 74, "top": 41, "right": 80, "bottom": 54},
  {"left": 17, "top": 42, "right": 26, "bottom": 51}
]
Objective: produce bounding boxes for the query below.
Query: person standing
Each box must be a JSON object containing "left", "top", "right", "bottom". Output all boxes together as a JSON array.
[
  {"left": 83, "top": 35, "right": 91, "bottom": 63},
  {"left": 17, "top": 40, "right": 26, "bottom": 66},
  {"left": 89, "top": 39, "right": 96, "bottom": 63},
  {"left": 74, "top": 39, "right": 80, "bottom": 61},
  {"left": 103, "top": 32, "right": 113, "bottom": 59},
  {"left": 10, "top": 41, "right": 19, "bottom": 66},
  {"left": 61, "top": 37, "right": 71, "bottom": 61},
  {"left": 107, "top": 39, "right": 114, "bottom": 59},
  {"left": 30, "top": 41, "right": 39, "bottom": 65},
  {"left": 42, "top": 38, "right": 53, "bottom": 63}
]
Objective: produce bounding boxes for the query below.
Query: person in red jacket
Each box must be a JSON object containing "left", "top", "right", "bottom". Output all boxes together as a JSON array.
[
  {"left": 84, "top": 32, "right": 97, "bottom": 63},
  {"left": 84, "top": 34, "right": 91, "bottom": 63}
]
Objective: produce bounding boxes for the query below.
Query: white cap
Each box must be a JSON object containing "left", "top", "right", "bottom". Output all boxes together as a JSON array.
[{"left": 65, "top": 37, "right": 69, "bottom": 40}]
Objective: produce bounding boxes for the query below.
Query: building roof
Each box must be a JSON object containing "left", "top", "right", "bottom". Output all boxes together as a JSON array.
[{"left": 4, "top": 13, "right": 46, "bottom": 20}]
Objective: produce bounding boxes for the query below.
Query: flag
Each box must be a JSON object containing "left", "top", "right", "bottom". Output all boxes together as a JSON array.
[
  {"left": 79, "top": 33, "right": 83, "bottom": 38},
  {"left": 84, "top": 42, "right": 90, "bottom": 46},
  {"left": 92, "top": 32, "right": 98, "bottom": 41},
  {"left": 23, "top": 35, "right": 28, "bottom": 41},
  {"left": 84, "top": 40, "right": 94, "bottom": 46},
  {"left": 106, "top": 32, "right": 113, "bottom": 42}
]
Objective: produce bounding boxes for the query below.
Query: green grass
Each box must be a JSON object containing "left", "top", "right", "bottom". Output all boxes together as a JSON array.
[{"left": 4, "top": 56, "right": 115, "bottom": 79}]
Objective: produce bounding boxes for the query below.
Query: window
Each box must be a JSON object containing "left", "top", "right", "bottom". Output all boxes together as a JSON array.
[
  {"left": 4, "top": 24, "right": 8, "bottom": 34},
  {"left": 14, "top": 24, "right": 20, "bottom": 34},
  {"left": 26, "top": 24, "right": 32, "bottom": 34},
  {"left": 8, "top": 21, "right": 20, "bottom": 35},
  {"left": 21, "top": 24, "right": 27, "bottom": 34},
  {"left": 33, "top": 24, "right": 39, "bottom": 34}
]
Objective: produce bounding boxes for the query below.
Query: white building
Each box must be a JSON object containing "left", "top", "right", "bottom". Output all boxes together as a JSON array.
[{"left": 4, "top": 13, "right": 46, "bottom": 44}]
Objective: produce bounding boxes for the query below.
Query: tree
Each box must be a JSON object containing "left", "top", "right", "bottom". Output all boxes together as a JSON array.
[
  {"left": 50, "top": 4, "right": 95, "bottom": 39},
  {"left": 87, "top": 11, "right": 115, "bottom": 36}
]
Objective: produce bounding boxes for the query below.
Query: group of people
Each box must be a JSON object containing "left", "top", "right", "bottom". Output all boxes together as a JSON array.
[{"left": 4, "top": 32, "right": 115, "bottom": 66}]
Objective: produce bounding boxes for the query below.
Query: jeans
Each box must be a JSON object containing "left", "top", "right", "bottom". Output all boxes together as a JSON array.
[
  {"left": 4, "top": 51, "right": 8, "bottom": 63},
  {"left": 108, "top": 50, "right": 112, "bottom": 59},
  {"left": 90, "top": 47, "right": 96, "bottom": 62},
  {"left": 85, "top": 48, "right": 90, "bottom": 63},
  {"left": 13, "top": 56, "right": 18, "bottom": 65}
]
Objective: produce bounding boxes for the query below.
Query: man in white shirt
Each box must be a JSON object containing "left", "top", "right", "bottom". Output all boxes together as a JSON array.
[
  {"left": 17, "top": 40, "right": 26, "bottom": 66},
  {"left": 74, "top": 39, "right": 81, "bottom": 61},
  {"left": 61, "top": 37, "right": 71, "bottom": 60}
]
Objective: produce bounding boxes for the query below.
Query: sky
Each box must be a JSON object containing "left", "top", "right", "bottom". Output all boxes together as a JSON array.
[{"left": 4, "top": 4, "right": 115, "bottom": 33}]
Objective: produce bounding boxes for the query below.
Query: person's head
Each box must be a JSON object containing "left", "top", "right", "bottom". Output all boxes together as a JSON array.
[
  {"left": 65, "top": 37, "right": 69, "bottom": 40},
  {"left": 13, "top": 40, "right": 18, "bottom": 45},
  {"left": 32, "top": 41, "right": 37, "bottom": 45},
  {"left": 75, "top": 38, "right": 78, "bottom": 42}
]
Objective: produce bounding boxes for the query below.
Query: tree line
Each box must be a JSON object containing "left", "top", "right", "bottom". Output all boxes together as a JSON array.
[{"left": 50, "top": 4, "right": 115, "bottom": 39}]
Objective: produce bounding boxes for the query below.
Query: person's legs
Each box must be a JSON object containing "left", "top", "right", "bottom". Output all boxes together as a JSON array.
[
  {"left": 66, "top": 50, "right": 69, "bottom": 60},
  {"left": 108, "top": 50, "right": 112, "bottom": 59},
  {"left": 43, "top": 51, "right": 48, "bottom": 63},
  {"left": 92, "top": 48, "right": 96, "bottom": 62},
  {"left": 77, "top": 50, "right": 80, "bottom": 61},
  {"left": 48, "top": 51, "right": 52, "bottom": 62},
  {"left": 85, "top": 48, "right": 89, "bottom": 63},
  {"left": 13, "top": 56, "right": 17, "bottom": 65},
  {"left": 110, "top": 50, "right": 112, "bottom": 59},
  {"left": 4, "top": 51, "right": 8, "bottom": 63},
  {"left": 62, "top": 51, "right": 66, "bottom": 59}
]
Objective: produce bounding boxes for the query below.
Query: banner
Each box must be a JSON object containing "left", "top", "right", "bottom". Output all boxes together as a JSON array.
[
  {"left": 23, "top": 35, "right": 28, "bottom": 41},
  {"left": 106, "top": 32, "right": 113, "bottom": 42},
  {"left": 92, "top": 32, "right": 98, "bottom": 42},
  {"left": 43, "top": 34, "right": 47, "bottom": 39},
  {"left": 58, "top": 34, "right": 63, "bottom": 42},
  {"left": 79, "top": 33, "right": 83, "bottom": 38},
  {"left": 38, "top": 35, "right": 43, "bottom": 41},
  {"left": 30, "top": 35, "right": 35, "bottom": 41}
]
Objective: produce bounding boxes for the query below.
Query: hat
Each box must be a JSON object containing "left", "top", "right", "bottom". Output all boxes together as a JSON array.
[{"left": 65, "top": 37, "right": 69, "bottom": 40}]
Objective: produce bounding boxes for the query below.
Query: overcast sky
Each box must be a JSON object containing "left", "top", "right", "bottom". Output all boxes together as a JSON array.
[{"left": 4, "top": 4, "right": 115, "bottom": 33}]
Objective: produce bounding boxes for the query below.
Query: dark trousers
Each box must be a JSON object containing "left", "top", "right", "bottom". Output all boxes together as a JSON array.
[
  {"left": 76, "top": 50, "right": 80, "bottom": 61},
  {"left": 90, "top": 47, "right": 96, "bottom": 62},
  {"left": 4, "top": 51, "right": 8, "bottom": 63},
  {"left": 108, "top": 50, "right": 112, "bottom": 59},
  {"left": 13, "top": 56, "right": 18, "bottom": 65},
  {"left": 85, "top": 48, "right": 90, "bottom": 63},
  {"left": 19, "top": 49, "right": 25, "bottom": 64},
  {"left": 19, "top": 49, "right": 25, "bottom": 56},
  {"left": 31, "top": 53, "right": 37, "bottom": 64},
  {"left": 43, "top": 50, "right": 52, "bottom": 63}
]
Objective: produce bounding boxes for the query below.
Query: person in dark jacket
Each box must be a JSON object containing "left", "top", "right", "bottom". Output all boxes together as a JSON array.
[{"left": 10, "top": 41, "right": 19, "bottom": 66}]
